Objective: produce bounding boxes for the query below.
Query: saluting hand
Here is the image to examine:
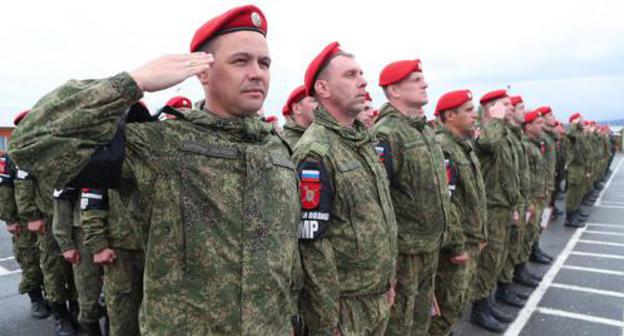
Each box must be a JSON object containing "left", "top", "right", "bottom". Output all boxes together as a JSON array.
[
  {"left": 489, "top": 100, "right": 506, "bottom": 120},
  {"left": 130, "top": 52, "right": 215, "bottom": 92}
]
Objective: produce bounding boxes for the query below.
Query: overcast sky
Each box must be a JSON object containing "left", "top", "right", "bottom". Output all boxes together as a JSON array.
[{"left": 1, "top": 0, "right": 623, "bottom": 126}]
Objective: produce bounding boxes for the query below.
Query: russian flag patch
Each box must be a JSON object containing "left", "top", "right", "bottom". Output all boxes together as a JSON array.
[{"left": 301, "top": 169, "right": 320, "bottom": 182}]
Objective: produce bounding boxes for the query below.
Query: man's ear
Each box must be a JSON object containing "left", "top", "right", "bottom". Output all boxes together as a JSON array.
[
  {"left": 314, "top": 80, "right": 331, "bottom": 99},
  {"left": 196, "top": 68, "right": 211, "bottom": 85}
]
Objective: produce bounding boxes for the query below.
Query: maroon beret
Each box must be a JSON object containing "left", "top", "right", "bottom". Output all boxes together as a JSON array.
[
  {"left": 510, "top": 95, "right": 523, "bottom": 106},
  {"left": 480, "top": 89, "right": 508, "bottom": 105},
  {"left": 13, "top": 110, "right": 29, "bottom": 126},
  {"left": 379, "top": 59, "right": 423, "bottom": 87},
  {"left": 282, "top": 85, "right": 306, "bottom": 116},
  {"left": 434, "top": 90, "right": 472, "bottom": 116},
  {"left": 304, "top": 41, "right": 342, "bottom": 96}
]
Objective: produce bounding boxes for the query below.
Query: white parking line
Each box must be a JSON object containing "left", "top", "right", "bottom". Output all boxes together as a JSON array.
[
  {"left": 597, "top": 158, "right": 624, "bottom": 206},
  {"left": 505, "top": 227, "right": 587, "bottom": 336},
  {"left": 570, "top": 251, "right": 624, "bottom": 260},
  {"left": 595, "top": 205, "right": 624, "bottom": 209},
  {"left": 550, "top": 283, "right": 624, "bottom": 298},
  {"left": 535, "top": 307, "right": 624, "bottom": 328},
  {"left": 587, "top": 223, "right": 624, "bottom": 229},
  {"left": 578, "top": 240, "right": 624, "bottom": 247},
  {"left": 561, "top": 265, "right": 624, "bottom": 276},
  {"left": 584, "top": 230, "right": 624, "bottom": 236}
]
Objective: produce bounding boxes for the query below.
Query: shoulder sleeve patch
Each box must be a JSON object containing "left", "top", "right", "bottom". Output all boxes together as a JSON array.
[
  {"left": 0, "top": 154, "right": 15, "bottom": 186},
  {"left": 444, "top": 152, "right": 458, "bottom": 196},
  {"left": 80, "top": 188, "right": 108, "bottom": 211},
  {"left": 297, "top": 160, "right": 333, "bottom": 240},
  {"left": 53, "top": 187, "right": 80, "bottom": 201},
  {"left": 375, "top": 139, "right": 394, "bottom": 179}
]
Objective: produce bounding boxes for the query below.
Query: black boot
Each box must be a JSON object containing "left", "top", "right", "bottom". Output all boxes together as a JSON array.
[
  {"left": 530, "top": 246, "right": 552, "bottom": 265},
  {"left": 78, "top": 321, "right": 102, "bottom": 336},
  {"left": 496, "top": 282, "right": 527, "bottom": 307},
  {"left": 51, "top": 303, "right": 76, "bottom": 336},
  {"left": 514, "top": 264, "right": 540, "bottom": 287},
  {"left": 533, "top": 243, "right": 554, "bottom": 262},
  {"left": 471, "top": 298, "right": 507, "bottom": 333},
  {"left": 488, "top": 296, "right": 514, "bottom": 322},
  {"left": 27, "top": 289, "right": 50, "bottom": 319},
  {"left": 565, "top": 211, "right": 583, "bottom": 228}
]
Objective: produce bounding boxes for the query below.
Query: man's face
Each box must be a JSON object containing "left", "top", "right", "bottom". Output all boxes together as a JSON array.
[
  {"left": 514, "top": 103, "right": 526, "bottom": 124},
  {"left": 293, "top": 96, "right": 318, "bottom": 127},
  {"left": 393, "top": 72, "right": 428, "bottom": 107},
  {"left": 544, "top": 113, "right": 556, "bottom": 127},
  {"left": 528, "top": 117, "right": 545, "bottom": 138},
  {"left": 204, "top": 31, "right": 271, "bottom": 117},
  {"left": 500, "top": 97, "right": 515, "bottom": 124},
  {"left": 449, "top": 100, "right": 477, "bottom": 137},
  {"left": 356, "top": 100, "right": 377, "bottom": 128},
  {"left": 323, "top": 55, "right": 368, "bottom": 117}
]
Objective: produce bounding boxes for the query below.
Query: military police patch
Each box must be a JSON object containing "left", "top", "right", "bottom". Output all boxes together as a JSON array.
[
  {"left": 53, "top": 187, "right": 80, "bottom": 201},
  {"left": 297, "top": 161, "right": 333, "bottom": 240},
  {"left": 0, "top": 154, "right": 15, "bottom": 186},
  {"left": 444, "top": 157, "right": 458, "bottom": 196},
  {"left": 375, "top": 140, "right": 394, "bottom": 178}
]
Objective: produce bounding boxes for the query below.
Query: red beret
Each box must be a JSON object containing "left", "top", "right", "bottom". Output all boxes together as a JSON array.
[
  {"left": 13, "top": 110, "right": 30, "bottom": 126},
  {"left": 282, "top": 85, "right": 306, "bottom": 116},
  {"left": 166, "top": 96, "right": 192, "bottom": 109},
  {"left": 510, "top": 95, "right": 523, "bottom": 106},
  {"left": 304, "top": 41, "right": 342, "bottom": 96},
  {"left": 434, "top": 90, "right": 473, "bottom": 116},
  {"left": 365, "top": 92, "right": 372, "bottom": 102},
  {"left": 536, "top": 106, "right": 552, "bottom": 116},
  {"left": 378, "top": 59, "right": 423, "bottom": 87},
  {"left": 480, "top": 89, "right": 508, "bottom": 105},
  {"left": 524, "top": 110, "right": 540, "bottom": 124},
  {"left": 568, "top": 112, "right": 582, "bottom": 123},
  {"left": 190, "top": 5, "right": 267, "bottom": 52},
  {"left": 265, "top": 115, "right": 277, "bottom": 123}
]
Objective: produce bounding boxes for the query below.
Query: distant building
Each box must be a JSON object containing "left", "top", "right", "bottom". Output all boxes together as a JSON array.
[{"left": 0, "top": 109, "right": 16, "bottom": 151}]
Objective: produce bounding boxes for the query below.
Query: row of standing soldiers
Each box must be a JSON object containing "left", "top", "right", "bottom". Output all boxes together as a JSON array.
[{"left": 1, "top": 5, "right": 619, "bottom": 336}]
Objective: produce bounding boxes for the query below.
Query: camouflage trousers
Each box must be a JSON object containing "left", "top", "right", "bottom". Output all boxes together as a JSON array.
[
  {"left": 499, "top": 206, "right": 527, "bottom": 284},
  {"left": 386, "top": 250, "right": 439, "bottom": 336},
  {"left": 520, "top": 203, "right": 545, "bottom": 264},
  {"left": 72, "top": 228, "right": 104, "bottom": 323},
  {"left": 334, "top": 292, "right": 390, "bottom": 336},
  {"left": 38, "top": 220, "right": 72, "bottom": 304},
  {"left": 11, "top": 222, "right": 43, "bottom": 294},
  {"left": 472, "top": 207, "right": 511, "bottom": 301},
  {"left": 565, "top": 167, "right": 586, "bottom": 212},
  {"left": 429, "top": 244, "right": 481, "bottom": 336},
  {"left": 105, "top": 248, "right": 143, "bottom": 336}
]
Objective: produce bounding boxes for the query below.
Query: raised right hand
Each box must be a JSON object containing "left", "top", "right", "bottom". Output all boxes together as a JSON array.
[
  {"left": 489, "top": 100, "right": 506, "bottom": 120},
  {"left": 130, "top": 53, "right": 214, "bottom": 92}
]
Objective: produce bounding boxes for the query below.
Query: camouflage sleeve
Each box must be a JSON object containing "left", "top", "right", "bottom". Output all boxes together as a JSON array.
[
  {"left": 294, "top": 155, "right": 341, "bottom": 334},
  {"left": 374, "top": 132, "right": 398, "bottom": 179},
  {"left": 80, "top": 189, "right": 110, "bottom": 255},
  {"left": 0, "top": 185, "right": 19, "bottom": 225},
  {"left": 441, "top": 156, "right": 466, "bottom": 255},
  {"left": 8, "top": 72, "right": 143, "bottom": 192},
  {"left": 476, "top": 118, "right": 505, "bottom": 153},
  {"left": 52, "top": 196, "right": 76, "bottom": 252},
  {"left": 13, "top": 177, "right": 44, "bottom": 222}
]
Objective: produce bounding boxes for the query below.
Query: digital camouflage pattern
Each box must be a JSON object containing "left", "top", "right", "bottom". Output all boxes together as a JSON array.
[
  {"left": 9, "top": 72, "right": 301, "bottom": 335},
  {"left": 472, "top": 119, "right": 520, "bottom": 301},
  {"left": 565, "top": 123, "right": 589, "bottom": 212},
  {"left": 81, "top": 189, "right": 143, "bottom": 336},
  {"left": 292, "top": 106, "right": 397, "bottom": 335},
  {"left": 282, "top": 118, "right": 307, "bottom": 149},
  {"left": 0, "top": 164, "right": 44, "bottom": 294},
  {"left": 53, "top": 193, "right": 104, "bottom": 323},
  {"left": 14, "top": 176, "right": 71, "bottom": 304},
  {"left": 520, "top": 137, "right": 548, "bottom": 262},
  {"left": 431, "top": 126, "right": 487, "bottom": 336}
]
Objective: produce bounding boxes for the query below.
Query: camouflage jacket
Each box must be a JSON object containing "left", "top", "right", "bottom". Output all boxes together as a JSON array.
[
  {"left": 52, "top": 188, "right": 81, "bottom": 252},
  {"left": 543, "top": 129, "right": 558, "bottom": 192},
  {"left": 80, "top": 188, "right": 142, "bottom": 254},
  {"left": 435, "top": 127, "right": 487, "bottom": 249},
  {"left": 373, "top": 103, "right": 450, "bottom": 254},
  {"left": 508, "top": 125, "right": 531, "bottom": 211},
  {"left": 0, "top": 154, "right": 19, "bottom": 225},
  {"left": 566, "top": 124, "right": 587, "bottom": 168},
  {"left": 8, "top": 72, "right": 301, "bottom": 335},
  {"left": 292, "top": 106, "right": 397, "bottom": 333},
  {"left": 282, "top": 118, "right": 307, "bottom": 149},
  {"left": 526, "top": 137, "right": 548, "bottom": 204},
  {"left": 475, "top": 119, "right": 521, "bottom": 210}
]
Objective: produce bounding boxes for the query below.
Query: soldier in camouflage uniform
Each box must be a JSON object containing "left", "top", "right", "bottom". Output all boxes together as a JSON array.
[
  {"left": 52, "top": 187, "right": 104, "bottom": 335},
  {"left": 356, "top": 93, "right": 378, "bottom": 129},
  {"left": 81, "top": 188, "right": 144, "bottom": 336},
  {"left": 471, "top": 90, "right": 522, "bottom": 333},
  {"left": 565, "top": 113, "right": 589, "bottom": 227},
  {"left": 9, "top": 5, "right": 301, "bottom": 334},
  {"left": 495, "top": 96, "right": 535, "bottom": 307},
  {"left": 0, "top": 150, "right": 48, "bottom": 318},
  {"left": 282, "top": 85, "right": 317, "bottom": 148},
  {"left": 429, "top": 90, "right": 487, "bottom": 336},
  {"left": 293, "top": 42, "right": 397, "bottom": 336},
  {"left": 372, "top": 59, "right": 451, "bottom": 336}
]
